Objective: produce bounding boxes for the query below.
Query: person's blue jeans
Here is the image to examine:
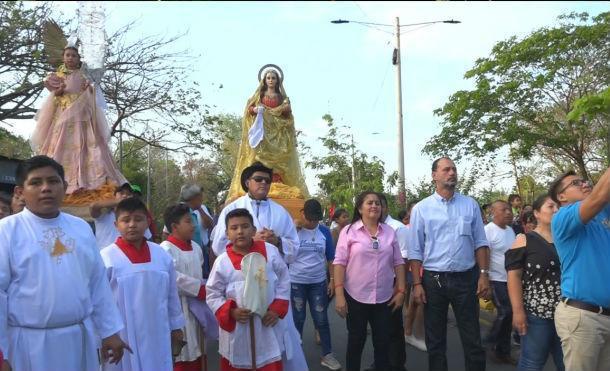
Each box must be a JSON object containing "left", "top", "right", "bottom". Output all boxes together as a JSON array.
[
  {"left": 291, "top": 280, "right": 332, "bottom": 356},
  {"left": 487, "top": 281, "right": 512, "bottom": 356},
  {"left": 423, "top": 267, "right": 486, "bottom": 371},
  {"left": 518, "top": 313, "right": 565, "bottom": 371}
]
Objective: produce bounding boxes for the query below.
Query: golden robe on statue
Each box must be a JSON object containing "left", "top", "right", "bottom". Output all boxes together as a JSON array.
[{"left": 227, "top": 68, "right": 309, "bottom": 202}]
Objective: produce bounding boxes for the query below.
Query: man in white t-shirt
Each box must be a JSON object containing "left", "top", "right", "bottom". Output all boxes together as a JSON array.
[
  {"left": 90, "top": 183, "right": 151, "bottom": 249},
  {"left": 484, "top": 200, "right": 516, "bottom": 365}
]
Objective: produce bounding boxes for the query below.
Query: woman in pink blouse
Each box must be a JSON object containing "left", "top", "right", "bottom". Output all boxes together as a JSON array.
[{"left": 333, "top": 191, "right": 406, "bottom": 371}]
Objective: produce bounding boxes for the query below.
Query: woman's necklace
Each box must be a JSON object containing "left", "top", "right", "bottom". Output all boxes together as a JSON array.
[{"left": 366, "top": 223, "right": 380, "bottom": 249}]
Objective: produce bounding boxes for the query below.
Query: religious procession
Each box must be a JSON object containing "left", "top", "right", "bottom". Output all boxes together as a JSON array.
[{"left": 0, "top": 2, "right": 609, "bottom": 371}]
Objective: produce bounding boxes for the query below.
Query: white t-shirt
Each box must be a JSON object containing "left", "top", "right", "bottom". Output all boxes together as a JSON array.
[
  {"left": 484, "top": 222, "right": 516, "bottom": 282},
  {"left": 94, "top": 210, "right": 152, "bottom": 250}
]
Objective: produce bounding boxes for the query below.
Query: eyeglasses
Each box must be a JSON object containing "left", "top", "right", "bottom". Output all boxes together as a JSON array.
[
  {"left": 250, "top": 176, "right": 271, "bottom": 184},
  {"left": 371, "top": 236, "right": 379, "bottom": 250},
  {"left": 558, "top": 178, "right": 591, "bottom": 194}
]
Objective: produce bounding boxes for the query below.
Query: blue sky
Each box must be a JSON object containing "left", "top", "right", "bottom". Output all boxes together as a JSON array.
[{"left": 13, "top": 1, "right": 608, "bottom": 196}]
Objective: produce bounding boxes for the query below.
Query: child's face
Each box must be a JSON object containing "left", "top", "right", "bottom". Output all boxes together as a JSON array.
[
  {"left": 172, "top": 213, "right": 195, "bottom": 240},
  {"left": 15, "top": 166, "right": 66, "bottom": 218},
  {"left": 226, "top": 216, "right": 255, "bottom": 248},
  {"left": 115, "top": 210, "right": 149, "bottom": 243}
]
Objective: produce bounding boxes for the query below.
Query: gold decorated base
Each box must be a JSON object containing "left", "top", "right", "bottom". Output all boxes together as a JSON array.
[
  {"left": 60, "top": 182, "right": 119, "bottom": 222},
  {"left": 63, "top": 182, "right": 117, "bottom": 206}
]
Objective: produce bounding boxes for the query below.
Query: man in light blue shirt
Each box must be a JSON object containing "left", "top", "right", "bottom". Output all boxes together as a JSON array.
[
  {"left": 408, "top": 157, "right": 491, "bottom": 371},
  {"left": 550, "top": 167, "right": 610, "bottom": 371}
]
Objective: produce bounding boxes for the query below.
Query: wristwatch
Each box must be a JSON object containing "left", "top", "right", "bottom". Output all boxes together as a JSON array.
[{"left": 480, "top": 269, "right": 490, "bottom": 275}]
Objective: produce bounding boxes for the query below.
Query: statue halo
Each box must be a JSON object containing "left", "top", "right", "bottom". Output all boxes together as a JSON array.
[{"left": 258, "top": 64, "right": 284, "bottom": 83}]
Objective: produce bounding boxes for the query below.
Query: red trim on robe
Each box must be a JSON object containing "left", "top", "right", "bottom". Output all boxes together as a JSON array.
[
  {"left": 197, "top": 285, "right": 206, "bottom": 301},
  {"left": 167, "top": 235, "right": 193, "bottom": 251},
  {"left": 174, "top": 357, "right": 202, "bottom": 371},
  {"left": 215, "top": 299, "right": 237, "bottom": 332},
  {"left": 267, "top": 299, "right": 289, "bottom": 319},
  {"left": 220, "top": 357, "right": 283, "bottom": 371},
  {"left": 115, "top": 237, "right": 151, "bottom": 264},
  {"left": 226, "top": 240, "right": 267, "bottom": 270}
]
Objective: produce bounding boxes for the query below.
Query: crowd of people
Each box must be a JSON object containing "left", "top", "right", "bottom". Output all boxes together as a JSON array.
[{"left": 0, "top": 155, "right": 608, "bottom": 371}]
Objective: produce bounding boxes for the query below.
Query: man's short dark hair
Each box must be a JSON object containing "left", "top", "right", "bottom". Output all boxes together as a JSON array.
[
  {"left": 225, "top": 208, "right": 254, "bottom": 228},
  {"left": 549, "top": 170, "right": 577, "bottom": 205},
  {"left": 508, "top": 194, "right": 521, "bottom": 204},
  {"left": 332, "top": 208, "right": 348, "bottom": 221},
  {"left": 432, "top": 157, "right": 452, "bottom": 172},
  {"left": 115, "top": 197, "right": 148, "bottom": 219},
  {"left": 163, "top": 203, "right": 191, "bottom": 233},
  {"left": 397, "top": 209, "right": 408, "bottom": 220},
  {"left": 377, "top": 192, "right": 388, "bottom": 206},
  {"left": 115, "top": 183, "right": 133, "bottom": 195},
  {"left": 16, "top": 155, "right": 65, "bottom": 186}
]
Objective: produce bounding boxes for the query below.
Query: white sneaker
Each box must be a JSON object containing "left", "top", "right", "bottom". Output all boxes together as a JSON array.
[
  {"left": 405, "top": 334, "right": 427, "bottom": 351},
  {"left": 321, "top": 353, "right": 342, "bottom": 370}
]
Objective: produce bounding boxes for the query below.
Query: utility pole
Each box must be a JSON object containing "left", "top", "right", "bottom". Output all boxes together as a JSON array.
[
  {"left": 394, "top": 17, "right": 406, "bottom": 207},
  {"left": 331, "top": 17, "right": 460, "bottom": 208}
]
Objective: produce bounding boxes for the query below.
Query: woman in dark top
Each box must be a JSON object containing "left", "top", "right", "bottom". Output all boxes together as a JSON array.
[{"left": 506, "top": 194, "right": 564, "bottom": 371}]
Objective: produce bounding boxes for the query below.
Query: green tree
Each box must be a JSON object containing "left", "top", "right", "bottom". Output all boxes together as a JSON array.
[
  {"left": 0, "top": 2, "right": 51, "bottom": 120},
  {"left": 306, "top": 114, "right": 387, "bottom": 213},
  {"left": 424, "top": 12, "right": 610, "bottom": 180},
  {"left": 1, "top": 1, "right": 211, "bottom": 154},
  {"left": 0, "top": 128, "right": 33, "bottom": 159},
  {"left": 567, "top": 86, "right": 610, "bottom": 166}
]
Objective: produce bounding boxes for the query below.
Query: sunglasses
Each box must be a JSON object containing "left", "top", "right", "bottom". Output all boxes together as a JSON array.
[
  {"left": 559, "top": 178, "right": 591, "bottom": 194},
  {"left": 371, "top": 236, "right": 379, "bottom": 250},
  {"left": 250, "top": 176, "right": 271, "bottom": 184}
]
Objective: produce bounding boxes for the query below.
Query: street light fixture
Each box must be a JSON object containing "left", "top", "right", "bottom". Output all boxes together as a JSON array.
[{"left": 332, "top": 17, "right": 460, "bottom": 206}]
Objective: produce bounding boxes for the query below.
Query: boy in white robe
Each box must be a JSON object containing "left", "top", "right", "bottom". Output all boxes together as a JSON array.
[
  {"left": 0, "top": 155, "right": 130, "bottom": 371},
  {"left": 101, "top": 197, "right": 185, "bottom": 371},
  {"left": 161, "top": 203, "right": 214, "bottom": 371},
  {"left": 207, "top": 208, "right": 308, "bottom": 371}
]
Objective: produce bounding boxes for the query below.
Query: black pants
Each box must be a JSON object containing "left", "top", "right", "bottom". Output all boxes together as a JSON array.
[
  {"left": 423, "top": 267, "right": 486, "bottom": 371},
  {"left": 388, "top": 286, "right": 407, "bottom": 370},
  {"left": 487, "top": 281, "right": 512, "bottom": 357},
  {"left": 345, "top": 292, "right": 392, "bottom": 371}
]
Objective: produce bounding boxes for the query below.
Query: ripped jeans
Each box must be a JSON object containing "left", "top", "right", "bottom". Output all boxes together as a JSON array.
[{"left": 291, "top": 280, "right": 332, "bottom": 356}]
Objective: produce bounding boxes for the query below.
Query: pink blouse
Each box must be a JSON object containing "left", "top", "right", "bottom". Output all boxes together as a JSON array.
[{"left": 333, "top": 220, "right": 405, "bottom": 304}]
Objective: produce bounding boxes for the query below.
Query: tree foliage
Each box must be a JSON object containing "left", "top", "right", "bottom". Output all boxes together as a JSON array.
[
  {"left": 424, "top": 12, "right": 610, "bottom": 180},
  {"left": 306, "top": 114, "right": 387, "bottom": 212},
  {"left": 0, "top": 128, "right": 33, "bottom": 159},
  {"left": 0, "top": 1, "right": 210, "bottom": 154},
  {"left": 0, "top": 2, "right": 51, "bottom": 121}
]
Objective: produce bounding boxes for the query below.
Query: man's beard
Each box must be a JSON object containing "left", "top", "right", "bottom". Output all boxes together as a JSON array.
[{"left": 442, "top": 180, "right": 457, "bottom": 189}]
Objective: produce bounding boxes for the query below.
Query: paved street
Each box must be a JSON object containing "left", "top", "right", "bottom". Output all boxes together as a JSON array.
[{"left": 205, "top": 303, "right": 558, "bottom": 370}]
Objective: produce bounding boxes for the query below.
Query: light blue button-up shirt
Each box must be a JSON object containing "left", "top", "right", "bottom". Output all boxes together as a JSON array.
[{"left": 407, "top": 191, "right": 488, "bottom": 272}]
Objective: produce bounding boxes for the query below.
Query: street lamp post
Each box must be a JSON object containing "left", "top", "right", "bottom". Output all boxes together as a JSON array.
[{"left": 332, "top": 17, "right": 460, "bottom": 207}]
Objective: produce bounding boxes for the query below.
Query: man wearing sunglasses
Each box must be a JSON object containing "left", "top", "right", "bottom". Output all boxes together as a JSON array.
[
  {"left": 210, "top": 162, "right": 300, "bottom": 265},
  {"left": 549, "top": 167, "right": 610, "bottom": 371}
]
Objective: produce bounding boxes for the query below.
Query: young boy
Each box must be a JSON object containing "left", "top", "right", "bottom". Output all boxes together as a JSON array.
[
  {"left": 100, "top": 197, "right": 185, "bottom": 371},
  {"left": 90, "top": 183, "right": 152, "bottom": 250},
  {"left": 206, "top": 208, "right": 307, "bottom": 371},
  {"left": 160, "top": 204, "right": 213, "bottom": 371},
  {"left": 0, "top": 155, "right": 128, "bottom": 371}
]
